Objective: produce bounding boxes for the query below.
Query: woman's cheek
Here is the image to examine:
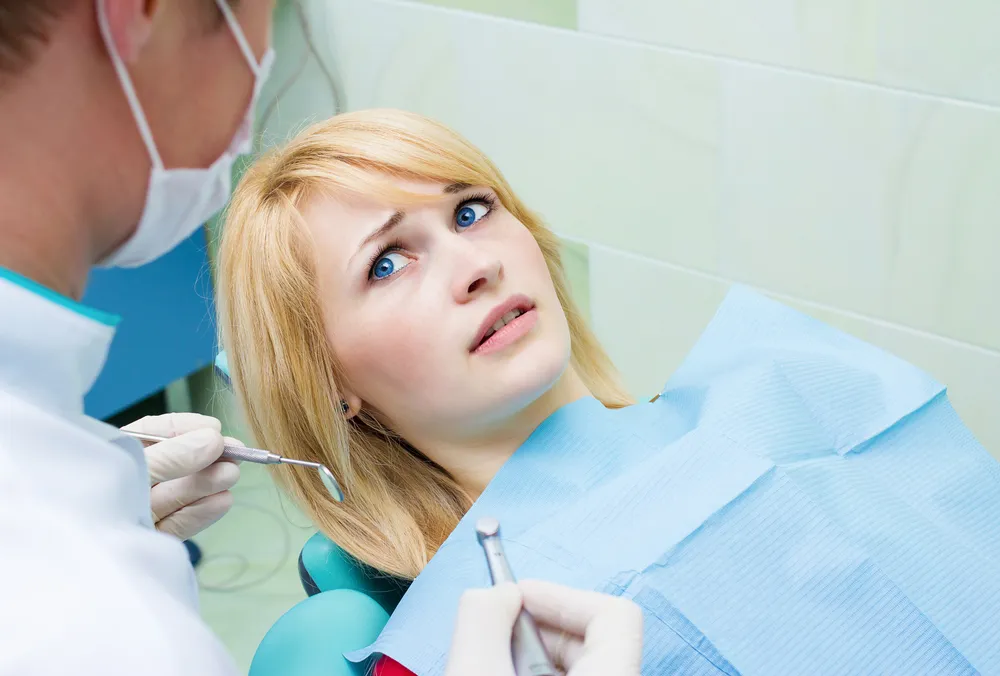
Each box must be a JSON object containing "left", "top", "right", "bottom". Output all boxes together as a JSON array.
[{"left": 339, "top": 314, "right": 444, "bottom": 394}]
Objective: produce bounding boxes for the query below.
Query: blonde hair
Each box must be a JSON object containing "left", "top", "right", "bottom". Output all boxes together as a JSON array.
[{"left": 217, "top": 109, "right": 632, "bottom": 579}]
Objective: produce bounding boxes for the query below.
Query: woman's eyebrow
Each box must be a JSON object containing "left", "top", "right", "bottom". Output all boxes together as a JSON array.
[
  {"left": 350, "top": 184, "right": 472, "bottom": 265},
  {"left": 353, "top": 211, "right": 404, "bottom": 263}
]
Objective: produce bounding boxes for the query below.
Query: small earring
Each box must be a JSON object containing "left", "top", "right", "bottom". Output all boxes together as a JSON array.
[{"left": 341, "top": 401, "right": 349, "bottom": 414}]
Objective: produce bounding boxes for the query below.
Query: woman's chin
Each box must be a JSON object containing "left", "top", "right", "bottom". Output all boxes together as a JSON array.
[{"left": 483, "top": 347, "right": 572, "bottom": 419}]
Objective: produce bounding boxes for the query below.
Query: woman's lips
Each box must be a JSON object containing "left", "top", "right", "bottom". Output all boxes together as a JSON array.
[
  {"left": 469, "top": 294, "right": 535, "bottom": 350},
  {"left": 471, "top": 308, "right": 539, "bottom": 356}
]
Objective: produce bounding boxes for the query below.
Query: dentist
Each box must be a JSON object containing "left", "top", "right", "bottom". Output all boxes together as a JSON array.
[{"left": 0, "top": 1, "right": 274, "bottom": 674}]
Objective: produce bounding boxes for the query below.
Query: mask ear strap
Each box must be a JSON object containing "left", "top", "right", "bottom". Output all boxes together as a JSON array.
[
  {"left": 95, "top": 0, "right": 164, "bottom": 170},
  {"left": 214, "top": 0, "right": 265, "bottom": 75}
]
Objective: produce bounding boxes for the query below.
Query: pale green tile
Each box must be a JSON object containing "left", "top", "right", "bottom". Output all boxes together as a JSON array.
[
  {"left": 560, "top": 239, "right": 590, "bottom": 324},
  {"left": 187, "top": 367, "right": 256, "bottom": 443},
  {"left": 164, "top": 377, "right": 193, "bottom": 415},
  {"left": 200, "top": 590, "right": 306, "bottom": 673},
  {"left": 407, "top": 0, "right": 577, "bottom": 29},
  {"left": 588, "top": 248, "right": 728, "bottom": 402},
  {"left": 577, "top": 0, "right": 1000, "bottom": 105}
]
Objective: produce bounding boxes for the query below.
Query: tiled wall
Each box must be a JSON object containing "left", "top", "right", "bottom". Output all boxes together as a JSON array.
[
  {"left": 409, "top": 0, "right": 576, "bottom": 28},
  {"left": 257, "top": 0, "right": 999, "bottom": 456}
]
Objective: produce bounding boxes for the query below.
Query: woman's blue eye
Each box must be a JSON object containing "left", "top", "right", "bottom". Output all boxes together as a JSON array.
[
  {"left": 456, "top": 202, "right": 489, "bottom": 228},
  {"left": 371, "top": 252, "right": 410, "bottom": 280}
]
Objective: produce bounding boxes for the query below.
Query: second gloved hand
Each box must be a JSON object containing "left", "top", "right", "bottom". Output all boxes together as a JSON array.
[
  {"left": 123, "top": 413, "right": 243, "bottom": 541},
  {"left": 445, "top": 580, "right": 643, "bottom": 676}
]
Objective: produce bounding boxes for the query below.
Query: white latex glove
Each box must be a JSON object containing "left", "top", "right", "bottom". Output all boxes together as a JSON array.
[
  {"left": 123, "top": 413, "right": 243, "bottom": 541},
  {"left": 445, "top": 580, "right": 643, "bottom": 676}
]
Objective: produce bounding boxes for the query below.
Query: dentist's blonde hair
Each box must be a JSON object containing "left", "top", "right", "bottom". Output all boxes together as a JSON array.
[{"left": 217, "top": 109, "right": 632, "bottom": 579}]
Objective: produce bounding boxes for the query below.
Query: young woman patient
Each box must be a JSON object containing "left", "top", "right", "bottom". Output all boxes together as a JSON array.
[{"left": 217, "top": 109, "right": 1000, "bottom": 675}]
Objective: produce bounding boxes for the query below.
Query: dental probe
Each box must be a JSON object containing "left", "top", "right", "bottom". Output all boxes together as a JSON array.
[
  {"left": 475, "top": 517, "right": 558, "bottom": 676},
  {"left": 123, "top": 430, "right": 344, "bottom": 502}
]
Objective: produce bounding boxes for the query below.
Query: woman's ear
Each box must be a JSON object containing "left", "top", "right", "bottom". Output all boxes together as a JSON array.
[{"left": 340, "top": 393, "right": 363, "bottom": 419}]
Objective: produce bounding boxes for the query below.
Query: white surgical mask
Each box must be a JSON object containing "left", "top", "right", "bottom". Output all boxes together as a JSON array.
[{"left": 96, "top": 0, "right": 275, "bottom": 268}]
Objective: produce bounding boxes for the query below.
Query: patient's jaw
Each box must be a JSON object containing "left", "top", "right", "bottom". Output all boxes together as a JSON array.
[{"left": 301, "top": 177, "right": 588, "bottom": 490}]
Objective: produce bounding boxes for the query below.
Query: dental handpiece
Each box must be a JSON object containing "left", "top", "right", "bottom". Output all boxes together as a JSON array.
[
  {"left": 475, "top": 517, "right": 558, "bottom": 676},
  {"left": 123, "top": 430, "right": 344, "bottom": 502}
]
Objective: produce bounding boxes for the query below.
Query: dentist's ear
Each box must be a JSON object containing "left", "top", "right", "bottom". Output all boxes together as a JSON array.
[{"left": 100, "top": 0, "right": 157, "bottom": 63}]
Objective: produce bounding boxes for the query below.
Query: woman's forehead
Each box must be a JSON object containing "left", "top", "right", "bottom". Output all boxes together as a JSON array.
[
  {"left": 305, "top": 177, "right": 469, "bottom": 216},
  {"left": 299, "top": 192, "right": 386, "bottom": 258},
  {"left": 302, "top": 177, "right": 480, "bottom": 226}
]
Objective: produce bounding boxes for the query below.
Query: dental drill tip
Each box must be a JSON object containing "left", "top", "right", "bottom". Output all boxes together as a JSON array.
[{"left": 475, "top": 516, "right": 501, "bottom": 541}]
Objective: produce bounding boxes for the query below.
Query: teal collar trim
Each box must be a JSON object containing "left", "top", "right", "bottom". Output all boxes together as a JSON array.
[{"left": 0, "top": 267, "right": 121, "bottom": 327}]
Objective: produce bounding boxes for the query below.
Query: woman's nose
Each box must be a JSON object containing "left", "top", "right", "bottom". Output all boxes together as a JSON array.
[{"left": 452, "top": 248, "right": 503, "bottom": 303}]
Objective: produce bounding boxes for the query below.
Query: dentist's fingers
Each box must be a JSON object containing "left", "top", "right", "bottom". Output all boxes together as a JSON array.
[
  {"left": 520, "top": 580, "right": 643, "bottom": 675},
  {"left": 154, "top": 491, "right": 234, "bottom": 541},
  {"left": 149, "top": 461, "right": 240, "bottom": 523},
  {"left": 537, "top": 625, "right": 584, "bottom": 670},
  {"left": 445, "top": 583, "right": 522, "bottom": 676}
]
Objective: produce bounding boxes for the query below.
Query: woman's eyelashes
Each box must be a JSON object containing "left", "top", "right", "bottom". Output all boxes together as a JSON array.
[
  {"left": 367, "top": 194, "right": 496, "bottom": 283},
  {"left": 454, "top": 193, "right": 495, "bottom": 229},
  {"left": 368, "top": 239, "right": 411, "bottom": 282}
]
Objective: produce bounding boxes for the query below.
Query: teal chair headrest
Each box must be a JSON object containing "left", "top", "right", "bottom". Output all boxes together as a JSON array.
[
  {"left": 250, "top": 589, "right": 389, "bottom": 676},
  {"left": 252, "top": 535, "right": 408, "bottom": 675},
  {"left": 299, "top": 533, "right": 408, "bottom": 615}
]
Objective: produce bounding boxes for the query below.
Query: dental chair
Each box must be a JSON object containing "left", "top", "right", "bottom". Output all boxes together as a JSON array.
[
  {"left": 214, "top": 353, "right": 409, "bottom": 675},
  {"left": 249, "top": 532, "right": 408, "bottom": 675}
]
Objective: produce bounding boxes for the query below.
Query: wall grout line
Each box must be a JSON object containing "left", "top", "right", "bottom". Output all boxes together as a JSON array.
[
  {"left": 367, "top": 0, "right": 1000, "bottom": 112},
  {"left": 559, "top": 233, "right": 1000, "bottom": 359},
  {"left": 573, "top": 28, "right": 1000, "bottom": 112}
]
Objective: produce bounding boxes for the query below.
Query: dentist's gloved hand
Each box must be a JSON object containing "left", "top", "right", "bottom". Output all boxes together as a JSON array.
[
  {"left": 123, "top": 413, "right": 243, "bottom": 541},
  {"left": 445, "top": 580, "right": 643, "bottom": 676}
]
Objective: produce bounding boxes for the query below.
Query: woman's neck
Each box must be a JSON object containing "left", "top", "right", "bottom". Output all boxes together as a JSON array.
[{"left": 426, "top": 367, "right": 593, "bottom": 499}]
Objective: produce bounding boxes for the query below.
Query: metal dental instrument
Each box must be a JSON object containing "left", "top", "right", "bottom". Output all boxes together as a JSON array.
[
  {"left": 124, "top": 430, "right": 344, "bottom": 502},
  {"left": 475, "top": 517, "right": 558, "bottom": 676}
]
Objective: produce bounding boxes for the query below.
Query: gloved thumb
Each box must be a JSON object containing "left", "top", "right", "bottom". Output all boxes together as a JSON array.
[{"left": 445, "top": 583, "right": 522, "bottom": 676}]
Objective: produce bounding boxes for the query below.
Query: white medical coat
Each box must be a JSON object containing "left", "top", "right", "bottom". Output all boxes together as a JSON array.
[{"left": 0, "top": 274, "right": 238, "bottom": 675}]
